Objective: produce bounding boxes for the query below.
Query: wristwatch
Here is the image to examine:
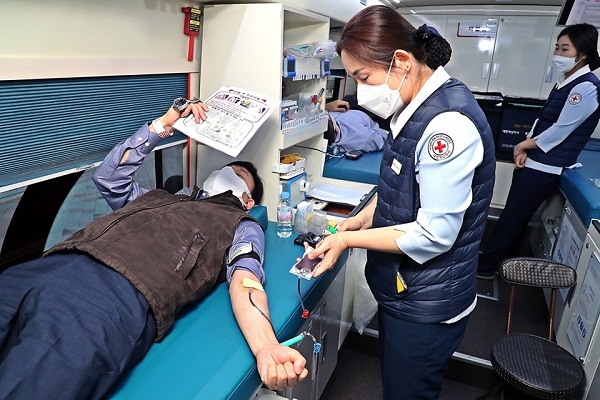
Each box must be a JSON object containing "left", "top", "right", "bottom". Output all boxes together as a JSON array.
[
  {"left": 152, "top": 118, "right": 172, "bottom": 139},
  {"left": 172, "top": 97, "right": 203, "bottom": 112}
]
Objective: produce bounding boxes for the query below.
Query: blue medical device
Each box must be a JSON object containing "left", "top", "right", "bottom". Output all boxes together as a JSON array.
[
  {"left": 283, "top": 56, "right": 296, "bottom": 78},
  {"left": 321, "top": 59, "right": 330, "bottom": 77},
  {"left": 282, "top": 172, "right": 306, "bottom": 206}
]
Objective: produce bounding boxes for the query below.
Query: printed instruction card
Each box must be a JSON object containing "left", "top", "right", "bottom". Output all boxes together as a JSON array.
[{"left": 173, "top": 84, "right": 278, "bottom": 157}]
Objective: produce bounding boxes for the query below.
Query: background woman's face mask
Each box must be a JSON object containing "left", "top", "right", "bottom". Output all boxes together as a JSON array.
[
  {"left": 357, "top": 57, "right": 408, "bottom": 119},
  {"left": 552, "top": 55, "right": 580, "bottom": 74},
  {"left": 202, "top": 166, "right": 251, "bottom": 201}
]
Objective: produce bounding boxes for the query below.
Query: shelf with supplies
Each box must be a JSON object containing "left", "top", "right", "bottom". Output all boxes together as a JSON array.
[
  {"left": 280, "top": 114, "right": 328, "bottom": 150},
  {"left": 282, "top": 38, "right": 335, "bottom": 80},
  {"left": 272, "top": 154, "right": 306, "bottom": 181},
  {"left": 272, "top": 157, "right": 305, "bottom": 174},
  {"left": 282, "top": 57, "right": 331, "bottom": 81},
  {"left": 198, "top": 2, "right": 330, "bottom": 223}
]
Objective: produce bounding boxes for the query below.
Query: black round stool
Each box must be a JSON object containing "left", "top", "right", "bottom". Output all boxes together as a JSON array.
[
  {"left": 481, "top": 257, "right": 587, "bottom": 400},
  {"left": 491, "top": 333, "right": 586, "bottom": 399}
]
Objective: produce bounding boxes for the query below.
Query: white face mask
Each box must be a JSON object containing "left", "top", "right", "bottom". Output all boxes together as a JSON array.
[
  {"left": 202, "top": 166, "right": 251, "bottom": 204},
  {"left": 552, "top": 55, "right": 580, "bottom": 74},
  {"left": 357, "top": 58, "right": 408, "bottom": 119}
]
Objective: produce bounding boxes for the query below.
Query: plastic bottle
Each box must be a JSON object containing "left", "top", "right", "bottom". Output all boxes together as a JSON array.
[{"left": 277, "top": 191, "right": 293, "bottom": 238}]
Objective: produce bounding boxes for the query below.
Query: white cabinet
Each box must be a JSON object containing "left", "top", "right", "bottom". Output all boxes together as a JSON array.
[
  {"left": 553, "top": 200, "right": 588, "bottom": 270},
  {"left": 443, "top": 15, "right": 556, "bottom": 98},
  {"left": 488, "top": 16, "right": 556, "bottom": 98},
  {"left": 399, "top": 10, "right": 558, "bottom": 99},
  {"left": 546, "top": 199, "right": 588, "bottom": 332},
  {"left": 557, "top": 220, "right": 600, "bottom": 399},
  {"left": 529, "top": 189, "right": 566, "bottom": 260},
  {"left": 442, "top": 15, "right": 495, "bottom": 93},
  {"left": 197, "top": 3, "right": 330, "bottom": 221},
  {"left": 281, "top": 264, "right": 346, "bottom": 400}
]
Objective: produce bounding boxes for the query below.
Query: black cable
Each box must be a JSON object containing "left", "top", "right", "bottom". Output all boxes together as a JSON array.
[
  {"left": 294, "top": 144, "right": 327, "bottom": 153},
  {"left": 297, "top": 276, "right": 304, "bottom": 310},
  {"left": 293, "top": 143, "right": 348, "bottom": 159},
  {"left": 295, "top": 143, "right": 348, "bottom": 154},
  {"left": 248, "top": 287, "right": 275, "bottom": 332}
]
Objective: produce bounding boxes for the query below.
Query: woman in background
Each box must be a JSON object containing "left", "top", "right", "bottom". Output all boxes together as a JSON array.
[
  {"left": 308, "top": 5, "right": 496, "bottom": 399},
  {"left": 478, "top": 23, "right": 600, "bottom": 279}
]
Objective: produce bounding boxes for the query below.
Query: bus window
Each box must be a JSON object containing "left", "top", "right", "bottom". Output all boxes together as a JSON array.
[{"left": 0, "top": 143, "right": 185, "bottom": 271}]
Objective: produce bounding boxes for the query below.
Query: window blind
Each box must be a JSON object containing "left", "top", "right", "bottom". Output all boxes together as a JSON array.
[{"left": 0, "top": 74, "right": 188, "bottom": 189}]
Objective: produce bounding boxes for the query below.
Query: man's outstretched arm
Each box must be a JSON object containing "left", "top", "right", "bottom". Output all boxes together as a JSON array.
[
  {"left": 93, "top": 98, "right": 209, "bottom": 210},
  {"left": 229, "top": 269, "right": 308, "bottom": 391}
]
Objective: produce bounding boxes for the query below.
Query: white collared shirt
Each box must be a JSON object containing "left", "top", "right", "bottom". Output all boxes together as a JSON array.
[
  {"left": 388, "top": 67, "right": 484, "bottom": 266},
  {"left": 525, "top": 65, "right": 599, "bottom": 174}
]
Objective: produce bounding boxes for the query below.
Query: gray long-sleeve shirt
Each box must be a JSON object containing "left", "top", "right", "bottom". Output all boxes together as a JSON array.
[{"left": 92, "top": 123, "right": 265, "bottom": 284}]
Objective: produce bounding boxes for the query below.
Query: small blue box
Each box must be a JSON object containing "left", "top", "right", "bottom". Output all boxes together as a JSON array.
[{"left": 283, "top": 56, "right": 296, "bottom": 78}]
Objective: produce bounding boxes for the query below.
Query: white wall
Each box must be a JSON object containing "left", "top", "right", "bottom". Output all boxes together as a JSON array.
[
  {"left": 2, "top": 1, "right": 597, "bottom": 147},
  {"left": 0, "top": 0, "right": 201, "bottom": 80},
  {"left": 271, "top": 0, "right": 387, "bottom": 22},
  {"left": 195, "top": 0, "right": 390, "bottom": 23},
  {"left": 0, "top": 0, "right": 391, "bottom": 82}
]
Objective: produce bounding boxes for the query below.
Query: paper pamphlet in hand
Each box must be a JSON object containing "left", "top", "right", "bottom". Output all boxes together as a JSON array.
[{"left": 172, "top": 85, "right": 278, "bottom": 157}]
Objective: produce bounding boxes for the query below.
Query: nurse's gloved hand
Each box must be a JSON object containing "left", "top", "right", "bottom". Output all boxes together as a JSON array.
[{"left": 256, "top": 342, "right": 308, "bottom": 391}]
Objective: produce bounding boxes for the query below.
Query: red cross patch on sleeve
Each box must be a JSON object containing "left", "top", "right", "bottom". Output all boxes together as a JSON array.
[
  {"left": 568, "top": 93, "right": 582, "bottom": 105},
  {"left": 427, "top": 133, "right": 454, "bottom": 161}
]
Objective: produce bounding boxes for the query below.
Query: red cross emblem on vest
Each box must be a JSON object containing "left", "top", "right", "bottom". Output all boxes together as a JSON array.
[
  {"left": 427, "top": 133, "right": 454, "bottom": 161},
  {"left": 568, "top": 93, "right": 582, "bottom": 105}
]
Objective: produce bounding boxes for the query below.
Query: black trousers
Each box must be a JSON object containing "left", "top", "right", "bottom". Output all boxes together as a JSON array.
[
  {"left": 378, "top": 308, "right": 470, "bottom": 400},
  {"left": 478, "top": 167, "right": 561, "bottom": 273}
]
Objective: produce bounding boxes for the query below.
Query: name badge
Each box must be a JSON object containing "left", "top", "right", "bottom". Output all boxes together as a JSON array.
[{"left": 391, "top": 159, "right": 402, "bottom": 175}]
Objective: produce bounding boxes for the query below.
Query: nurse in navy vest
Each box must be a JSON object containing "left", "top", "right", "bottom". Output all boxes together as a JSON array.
[
  {"left": 478, "top": 23, "right": 600, "bottom": 279},
  {"left": 306, "top": 5, "right": 496, "bottom": 399}
]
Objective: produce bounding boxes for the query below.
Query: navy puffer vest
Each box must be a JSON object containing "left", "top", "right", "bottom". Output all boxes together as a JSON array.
[
  {"left": 366, "top": 78, "right": 496, "bottom": 323},
  {"left": 528, "top": 72, "right": 600, "bottom": 167}
]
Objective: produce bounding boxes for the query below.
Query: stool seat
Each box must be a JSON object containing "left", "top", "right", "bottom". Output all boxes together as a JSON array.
[{"left": 491, "top": 333, "right": 585, "bottom": 399}]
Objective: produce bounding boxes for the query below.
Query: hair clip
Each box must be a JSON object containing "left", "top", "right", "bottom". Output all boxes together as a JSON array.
[{"left": 417, "top": 24, "right": 442, "bottom": 40}]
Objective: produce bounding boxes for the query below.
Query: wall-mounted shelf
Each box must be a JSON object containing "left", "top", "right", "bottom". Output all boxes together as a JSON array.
[
  {"left": 280, "top": 116, "right": 328, "bottom": 149},
  {"left": 198, "top": 3, "right": 330, "bottom": 221}
]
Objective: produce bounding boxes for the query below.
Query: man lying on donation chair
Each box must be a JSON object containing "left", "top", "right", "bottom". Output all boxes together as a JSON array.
[{"left": 0, "top": 97, "right": 308, "bottom": 400}]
